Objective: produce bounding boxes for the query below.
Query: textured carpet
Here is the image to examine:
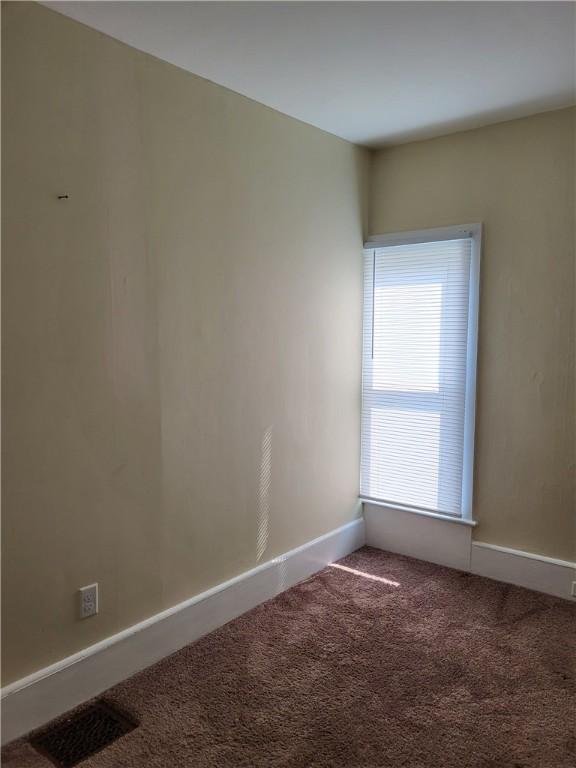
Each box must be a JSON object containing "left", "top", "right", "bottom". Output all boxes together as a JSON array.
[{"left": 3, "top": 547, "right": 576, "bottom": 768}]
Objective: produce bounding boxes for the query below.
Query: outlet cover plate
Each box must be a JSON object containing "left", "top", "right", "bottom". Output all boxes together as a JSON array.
[{"left": 79, "top": 583, "right": 98, "bottom": 619}]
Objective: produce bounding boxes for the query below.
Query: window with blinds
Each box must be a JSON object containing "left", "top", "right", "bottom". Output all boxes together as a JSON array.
[{"left": 360, "top": 226, "right": 480, "bottom": 520}]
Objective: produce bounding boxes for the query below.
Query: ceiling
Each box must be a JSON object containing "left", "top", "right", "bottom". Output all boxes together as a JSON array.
[{"left": 44, "top": 1, "right": 575, "bottom": 147}]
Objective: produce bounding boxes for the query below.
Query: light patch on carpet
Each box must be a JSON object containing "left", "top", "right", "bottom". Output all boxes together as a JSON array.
[{"left": 328, "top": 562, "right": 400, "bottom": 586}]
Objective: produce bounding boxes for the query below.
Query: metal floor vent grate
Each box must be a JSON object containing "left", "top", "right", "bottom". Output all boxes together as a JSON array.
[{"left": 30, "top": 701, "right": 137, "bottom": 767}]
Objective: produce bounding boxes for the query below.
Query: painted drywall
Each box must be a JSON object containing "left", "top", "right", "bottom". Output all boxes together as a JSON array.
[
  {"left": 1, "top": 2, "right": 369, "bottom": 685},
  {"left": 370, "top": 108, "right": 575, "bottom": 562}
]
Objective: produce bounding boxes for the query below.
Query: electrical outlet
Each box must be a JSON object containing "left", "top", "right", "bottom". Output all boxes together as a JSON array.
[{"left": 79, "top": 583, "right": 98, "bottom": 619}]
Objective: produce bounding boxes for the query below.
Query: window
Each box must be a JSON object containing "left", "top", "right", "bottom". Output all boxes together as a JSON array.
[{"left": 360, "top": 225, "right": 481, "bottom": 520}]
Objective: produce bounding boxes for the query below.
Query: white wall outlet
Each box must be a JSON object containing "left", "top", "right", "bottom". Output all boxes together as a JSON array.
[{"left": 78, "top": 583, "right": 99, "bottom": 619}]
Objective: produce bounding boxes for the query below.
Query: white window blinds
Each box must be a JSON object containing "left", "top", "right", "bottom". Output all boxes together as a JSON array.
[{"left": 361, "top": 230, "right": 480, "bottom": 519}]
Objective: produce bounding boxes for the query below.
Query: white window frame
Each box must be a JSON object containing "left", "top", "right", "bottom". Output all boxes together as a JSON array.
[{"left": 361, "top": 223, "right": 482, "bottom": 524}]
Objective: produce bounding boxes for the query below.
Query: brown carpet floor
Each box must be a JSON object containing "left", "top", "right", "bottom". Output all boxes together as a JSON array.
[{"left": 3, "top": 546, "right": 576, "bottom": 768}]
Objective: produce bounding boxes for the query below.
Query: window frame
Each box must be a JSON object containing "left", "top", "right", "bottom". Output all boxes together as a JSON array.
[{"left": 361, "top": 223, "right": 482, "bottom": 523}]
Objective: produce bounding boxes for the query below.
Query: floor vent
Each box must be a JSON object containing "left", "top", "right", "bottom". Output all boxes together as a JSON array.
[{"left": 30, "top": 701, "right": 137, "bottom": 767}]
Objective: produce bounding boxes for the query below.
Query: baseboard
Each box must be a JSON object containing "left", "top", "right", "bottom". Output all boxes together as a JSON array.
[
  {"left": 1, "top": 517, "right": 365, "bottom": 745},
  {"left": 363, "top": 501, "right": 575, "bottom": 601},
  {"left": 471, "top": 542, "right": 576, "bottom": 601},
  {"left": 364, "top": 502, "right": 473, "bottom": 571}
]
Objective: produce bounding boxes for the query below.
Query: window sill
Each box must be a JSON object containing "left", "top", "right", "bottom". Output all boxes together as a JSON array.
[{"left": 359, "top": 497, "right": 477, "bottom": 527}]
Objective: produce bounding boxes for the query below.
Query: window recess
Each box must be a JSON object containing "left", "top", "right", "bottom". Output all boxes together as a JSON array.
[{"left": 360, "top": 225, "right": 481, "bottom": 521}]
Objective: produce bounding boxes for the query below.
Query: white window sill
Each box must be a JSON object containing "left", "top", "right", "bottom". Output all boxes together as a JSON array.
[{"left": 359, "top": 497, "right": 477, "bottom": 527}]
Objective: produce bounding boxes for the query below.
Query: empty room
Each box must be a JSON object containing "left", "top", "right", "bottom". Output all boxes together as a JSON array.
[{"left": 1, "top": 1, "right": 575, "bottom": 766}]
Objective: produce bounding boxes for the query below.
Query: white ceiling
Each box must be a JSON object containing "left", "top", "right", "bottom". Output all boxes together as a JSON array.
[{"left": 44, "top": 1, "right": 575, "bottom": 147}]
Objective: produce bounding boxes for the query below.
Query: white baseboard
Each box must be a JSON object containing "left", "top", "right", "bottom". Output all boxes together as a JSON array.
[
  {"left": 1, "top": 518, "right": 365, "bottom": 745},
  {"left": 471, "top": 542, "right": 576, "bottom": 601},
  {"left": 364, "top": 502, "right": 473, "bottom": 571},
  {"left": 363, "top": 501, "right": 575, "bottom": 602}
]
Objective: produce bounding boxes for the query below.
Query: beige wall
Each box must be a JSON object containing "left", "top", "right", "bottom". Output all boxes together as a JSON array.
[
  {"left": 1, "top": 2, "right": 369, "bottom": 684},
  {"left": 370, "top": 108, "right": 575, "bottom": 562},
  {"left": 3, "top": 1, "right": 574, "bottom": 688}
]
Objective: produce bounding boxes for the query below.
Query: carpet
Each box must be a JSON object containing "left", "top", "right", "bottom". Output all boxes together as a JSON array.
[{"left": 3, "top": 546, "right": 575, "bottom": 767}]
